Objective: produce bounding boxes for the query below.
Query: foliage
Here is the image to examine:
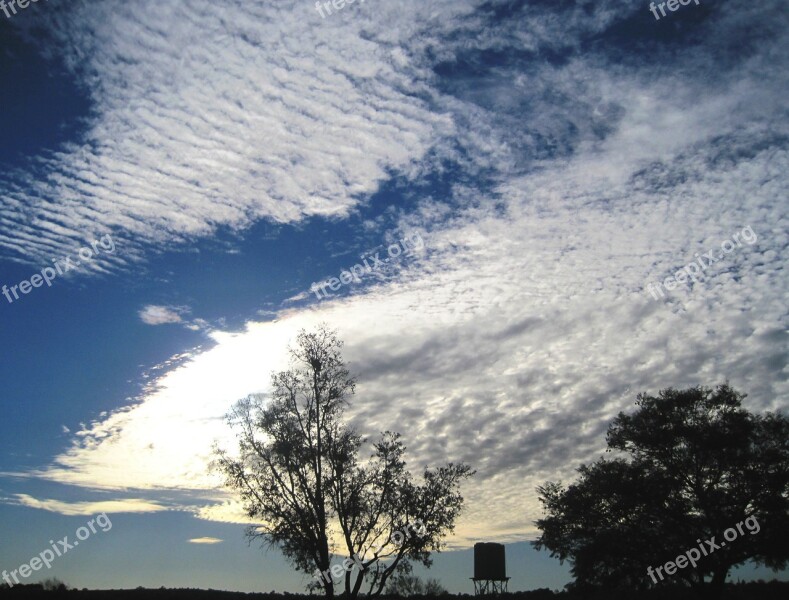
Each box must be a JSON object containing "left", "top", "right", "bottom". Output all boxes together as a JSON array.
[
  {"left": 214, "top": 325, "right": 473, "bottom": 599},
  {"left": 384, "top": 573, "right": 447, "bottom": 596},
  {"left": 40, "top": 579, "right": 69, "bottom": 591},
  {"left": 533, "top": 384, "right": 788, "bottom": 600}
]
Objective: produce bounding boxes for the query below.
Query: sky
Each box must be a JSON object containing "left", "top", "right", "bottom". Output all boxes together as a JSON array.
[{"left": 0, "top": 0, "right": 787, "bottom": 593}]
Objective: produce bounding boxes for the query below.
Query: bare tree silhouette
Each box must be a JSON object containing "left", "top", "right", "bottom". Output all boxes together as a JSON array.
[{"left": 214, "top": 325, "right": 473, "bottom": 599}]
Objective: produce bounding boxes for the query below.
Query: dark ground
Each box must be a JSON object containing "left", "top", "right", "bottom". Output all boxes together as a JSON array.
[{"left": 1, "top": 581, "right": 789, "bottom": 600}]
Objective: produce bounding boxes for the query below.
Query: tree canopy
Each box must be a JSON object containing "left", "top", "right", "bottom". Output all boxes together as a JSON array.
[
  {"left": 533, "top": 384, "right": 788, "bottom": 600},
  {"left": 213, "top": 326, "right": 473, "bottom": 599}
]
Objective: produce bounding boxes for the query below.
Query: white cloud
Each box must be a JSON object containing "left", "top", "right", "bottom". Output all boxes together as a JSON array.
[
  {"left": 185, "top": 318, "right": 211, "bottom": 332},
  {"left": 29, "top": 174, "right": 788, "bottom": 537},
  {"left": 8, "top": 0, "right": 789, "bottom": 548},
  {"left": 188, "top": 537, "right": 224, "bottom": 544},
  {"left": 139, "top": 305, "right": 187, "bottom": 326},
  {"left": 194, "top": 500, "right": 254, "bottom": 525},
  {"left": 0, "top": 0, "right": 469, "bottom": 265},
  {"left": 13, "top": 494, "right": 168, "bottom": 516}
]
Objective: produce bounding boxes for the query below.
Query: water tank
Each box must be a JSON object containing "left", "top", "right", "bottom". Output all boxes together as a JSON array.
[{"left": 473, "top": 542, "right": 506, "bottom": 580}]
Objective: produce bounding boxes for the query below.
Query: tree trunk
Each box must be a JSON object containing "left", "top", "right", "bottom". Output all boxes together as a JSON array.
[
  {"left": 314, "top": 367, "right": 331, "bottom": 599},
  {"left": 350, "top": 568, "right": 365, "bottom": 600}
]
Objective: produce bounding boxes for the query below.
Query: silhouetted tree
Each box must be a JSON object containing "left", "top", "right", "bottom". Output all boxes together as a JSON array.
[
  {"left": 384, "top": 573, "right": 447, "bottom": 596},
  {"left": 40, "top": 578, "right": 69, "bottom": 592},
  {"left": 534, "top": 384, "right": 788, "bottom": 600},
  {"left": 214, "top": 326, "right": 473, "bottom": 599}
]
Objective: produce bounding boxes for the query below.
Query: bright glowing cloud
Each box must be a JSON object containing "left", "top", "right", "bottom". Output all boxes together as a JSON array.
[
  {"left": 13, "top": 494, "right": 168, "bottom": 516},
  {"left": 4, "top": 0, "right": 787, "bottom": 553}
]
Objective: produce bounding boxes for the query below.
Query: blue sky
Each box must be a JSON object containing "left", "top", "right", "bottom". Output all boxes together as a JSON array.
[{"left": 1, "top": 0, "right": 787, "bottom": 593}]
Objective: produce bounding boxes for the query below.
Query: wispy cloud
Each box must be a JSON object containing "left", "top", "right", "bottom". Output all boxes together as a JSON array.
[
  {"left": 139, "top": 305, "right": 187, "bottom": 326},
  {"left": 6, "top": 0, "right": 788, "bottom": 549},
  {"left": 1, "top": 0, "right": 459, "bottom": 266},
  {"left": 13, "top": 494, "right": 168, "bottom": 516},
  {"left": 188, "top": 537, "right": 223, "bottom": 545}
]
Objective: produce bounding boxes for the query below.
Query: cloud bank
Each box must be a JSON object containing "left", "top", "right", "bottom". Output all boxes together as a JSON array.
[{"left": 4, "top": 0, "right": 787, "bottom": 548}]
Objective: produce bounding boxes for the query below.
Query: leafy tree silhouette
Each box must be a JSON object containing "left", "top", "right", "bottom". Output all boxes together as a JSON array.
[
  {"left": 214, "top": 325, "right": 473, "bottom": 599},
  {"left": 533, "top": 384, "right": 788, "bottom": 600},
  {"left": 384, "top": 573, "right": 447, "bottom": 596}
]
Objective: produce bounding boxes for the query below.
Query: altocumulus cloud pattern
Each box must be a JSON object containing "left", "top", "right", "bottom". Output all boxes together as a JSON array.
[{"left": 0, "top": 0, "right": 787, "bottom": 593}]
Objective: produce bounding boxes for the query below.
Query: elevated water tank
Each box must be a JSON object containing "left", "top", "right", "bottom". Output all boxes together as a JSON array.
[{"left": 473, "top": 542, "right": 507, "bottom": 580}]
